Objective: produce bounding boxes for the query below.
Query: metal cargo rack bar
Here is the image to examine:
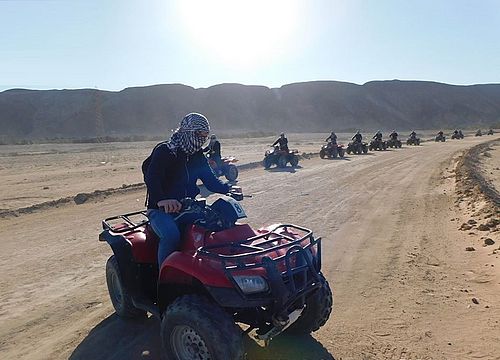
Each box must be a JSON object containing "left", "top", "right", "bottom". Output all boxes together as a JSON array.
[{"left": 102, "top": 210, "right": 149, "bottom": 233}]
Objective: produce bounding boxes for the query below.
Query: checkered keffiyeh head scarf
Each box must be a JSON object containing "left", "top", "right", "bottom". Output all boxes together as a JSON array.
[{"left": 169, "top": 113, "right": 210, "bottom": 155}]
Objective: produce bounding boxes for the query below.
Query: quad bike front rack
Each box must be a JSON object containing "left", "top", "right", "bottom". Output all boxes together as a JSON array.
[{"left": 198, "top": 224, "right": 322, "bottom": 314}]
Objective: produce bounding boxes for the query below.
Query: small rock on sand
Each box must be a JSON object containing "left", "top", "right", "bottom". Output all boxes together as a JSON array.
[
  {"left": 477, "top": 224, "right": 490, "bottom": 231},
  {"left": 472, "top": 298, "right": 479, "bottom": 304},
  {"left": 460, "top": 223, "right": 473, "bottom": 230},
  {"left": 74, "top": 193, "right": 89, "bottom": 205},
  {"left": 465, "top": 246, "right": 476, "bottom": 251},
  {"left": 484, "top": 238, "right": 495, "bottom": 246}
]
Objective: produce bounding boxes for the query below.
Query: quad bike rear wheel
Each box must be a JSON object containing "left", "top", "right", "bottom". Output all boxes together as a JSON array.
[
  {"left": 362, "top": 145, "right": 368, "bottom": 154},
  {"left": 278, "top": 155, "right": 288, "bottom": 168},
  {"left": 106, "top": 255, "right": 146, "bottom": 318},
  {"left": 290, "top": 155, "right": 299, "bottom": 167},
  {"left": 225, "top": 164, "right": 238, "bottom": 182},
  {"left": 320, "top": 149, "right": 326, "bottom": 159},
  {"left": 161, "top": 295, "right": 244, "bottom": 360},
  {"left": 286, "top": 273, "right": 333, "bottom": 335}
]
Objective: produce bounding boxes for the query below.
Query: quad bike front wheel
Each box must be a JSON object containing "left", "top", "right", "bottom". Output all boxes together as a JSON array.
[
  {"left": 106, "top": 255, "right": 146, "bottom": 318},
  {"left": 263, "top": 157, "right": 273, "bottom": 169},
  {"left": 338, "top": 148, "right": 345, "bottom": 158},
  {"left": 286, "top": 273, "right": 333, "bottom": 335},
  {"left": 225, "top": 164, "right": 238, "bottom": 182},
  {"left": 290, "top": 155, "right": 299, "bottom": 167},
  {"left": 161, "top": 295, "right": 244, "bottom": 360}
]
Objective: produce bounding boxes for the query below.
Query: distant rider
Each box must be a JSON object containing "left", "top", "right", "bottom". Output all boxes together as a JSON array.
[
  {"left": 352, "top": 131, "right": 363, "bottom": 143},
  {"left": 372, "top": 130, "right": 383, "bottom": 141},
  {"left": 144, "top": 113, "right": 234, "bottom": 267},
  {"left": 204, "top": 134, "right": 222, "bottom": 171},
  {"left": 458, "top": 129, "right": 464, "bottom": 137},
  {"left": 389, "top": 130, "right": 398, "bottom": 140},
  {"left": 325, "top": 131, "right": 338, "bottom": 145},
  {"left": 409, "top": 130, "right": 417, "bottom": 139},
  {"left": 272, "top": 132, "right": 289, "bottom": 152}
]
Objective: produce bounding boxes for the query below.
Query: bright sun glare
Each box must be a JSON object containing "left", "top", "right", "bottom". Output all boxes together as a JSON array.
[{"left": 177, "top": 0, "right": 301, "bottom": 68}]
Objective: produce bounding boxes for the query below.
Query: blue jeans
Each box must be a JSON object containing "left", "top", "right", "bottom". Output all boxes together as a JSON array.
[{"left": 147, "top": 209, "right": 181, "bottom": 268}]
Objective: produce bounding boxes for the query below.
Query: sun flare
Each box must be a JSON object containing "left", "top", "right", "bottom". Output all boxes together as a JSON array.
[{"left": 177, "top": 0, "right": 301, "bottom": 68}]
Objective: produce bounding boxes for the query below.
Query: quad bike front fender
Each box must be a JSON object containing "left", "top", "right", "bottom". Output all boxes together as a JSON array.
[{"left": 159, "top": 252, "right": 233, "bottom": 288}]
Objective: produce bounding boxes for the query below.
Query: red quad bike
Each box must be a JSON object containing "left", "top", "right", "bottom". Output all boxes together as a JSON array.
[
  {"left": 99, "top": 191, "right": 333, "bottom": 360},
  {"left": 208, "top": 156, "right": 239, "bottom": 182},
  {"left": 263, "top": 146, "right": 300, "bottom": 169},
  {"left": 320, "top": 142, "right": 345, "bottom": 159}
]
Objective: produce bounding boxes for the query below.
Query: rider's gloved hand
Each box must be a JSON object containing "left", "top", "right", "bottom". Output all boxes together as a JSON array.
[
  {"left": 229, "top": 185, "right": 243, "bottom": 200},
  {"left": 157, "top": 199, "right": 182, "bottom": 213}
]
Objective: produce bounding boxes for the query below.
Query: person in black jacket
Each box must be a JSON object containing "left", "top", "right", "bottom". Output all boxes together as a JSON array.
[
  {"left": 325, "top": 131, "right": 337, "bottom": 144},
  {"left": 389, "top": 130, "right": 398, "bottom": 140},
  {"left": 272, "top": 133, "right": 289, "bottom": 151},
  {"left": 372, "top": 130, "right": 383, "bottom": 141},
  {"left": 204, "top": 134, "right": 222, "bottom": 172},
  {"left": 352, "top": 131, "right": 363, "bottom": 143},
  {"left": 144, "top": 113, "right": 232, "bottom": 267}
]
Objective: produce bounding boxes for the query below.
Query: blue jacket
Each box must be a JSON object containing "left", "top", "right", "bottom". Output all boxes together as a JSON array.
[{"left": 145, "top": 143, "right": 230, "bottom": 209}]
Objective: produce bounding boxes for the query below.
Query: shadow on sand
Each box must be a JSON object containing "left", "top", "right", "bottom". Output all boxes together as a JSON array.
[
  {"left": 70, "top": 314, "right": 335, "bottom": 360},
  {"left": 266, "top": 165, "right": 303, "bottom": 173}
]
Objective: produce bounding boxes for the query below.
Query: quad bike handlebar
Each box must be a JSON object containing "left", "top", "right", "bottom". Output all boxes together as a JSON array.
[{"left": 102, "top": 188, "right": 246, "bottom": 234}]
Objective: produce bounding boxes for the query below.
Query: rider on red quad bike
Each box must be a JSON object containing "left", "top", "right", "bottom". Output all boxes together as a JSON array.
[
  {"left": 143, "top": 113, "right": 235, "bottom": 266},
  {"left": 101, "top": 116, "right": 333, "bottom": 359}
]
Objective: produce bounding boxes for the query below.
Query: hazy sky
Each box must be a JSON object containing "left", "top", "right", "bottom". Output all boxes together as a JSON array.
[{"left": 1, "top": 0, "right": 499, "bottom": 91}]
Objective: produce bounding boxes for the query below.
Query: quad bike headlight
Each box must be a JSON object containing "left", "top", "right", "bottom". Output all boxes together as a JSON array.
[{"left": 234, "top": 276, "right": 268, "bottom": 294}]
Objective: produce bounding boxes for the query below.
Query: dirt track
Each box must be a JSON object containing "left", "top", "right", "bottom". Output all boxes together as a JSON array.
[{"left": 1, "top": 135, "right": 499, "bottom": 360}]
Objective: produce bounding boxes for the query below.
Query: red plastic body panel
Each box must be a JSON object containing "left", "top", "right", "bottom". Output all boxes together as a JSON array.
[
  {"left": 159, "top": 252, "right": 233, "bottom": 287},
  {"left": 121, "top": 220, "right": 313, "bottom": 287},
  {"left": 116, "top": 224, "right": 159, "bottom": 263}
]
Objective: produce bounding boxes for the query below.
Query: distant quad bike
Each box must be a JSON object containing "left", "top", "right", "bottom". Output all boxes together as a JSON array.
[
  {"left": 368, "top": 138, "right": 387, "bottom": 151},
  {"left": 320, "top": 142, "right": 345, "bottom": 159},
  {"left": 346, "top": 141, "right": 368, "bottom": 155},
  {"left": 435, "top": 134, "right": 446, "bottom": 142},
  {"left": 208, "top": 156, "right": 239, "bottom": 182},
  {"left": 263, "top": 146, "right": 299, "bottom": 169},
  {"left": 100, "top": 191, "right": 333, "bottom": 360},
  {"left": 475, "top": 130, "right": 483, "bottom": 136},
  {"left": 386, "top": 138, "right": 402, "bottom": 148},
  {"left": 406, "top": 136, "right": 420, "bottom": 146},
  {"left": 487, "top": 129, "right": 494, "bottom": 135},
  {"left": 451, "top": 132, "right": 464, "bottom": 140}
]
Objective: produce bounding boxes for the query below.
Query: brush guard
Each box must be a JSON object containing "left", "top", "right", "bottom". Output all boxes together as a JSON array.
[{"left": 198, "top": 224, "right": 322, "bottom": 331}]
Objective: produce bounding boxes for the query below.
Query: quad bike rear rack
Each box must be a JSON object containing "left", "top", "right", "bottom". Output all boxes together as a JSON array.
[
  {"left": 100, "top": 210, "right": 149, "bottom": 234},
  {"left": 198, "top": 224, "right": 322, "bottom": 313}
]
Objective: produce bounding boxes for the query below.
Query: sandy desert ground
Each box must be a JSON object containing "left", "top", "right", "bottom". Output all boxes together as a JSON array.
[{"left": 0, "top": 132, "right": 499, "bottom": 360}]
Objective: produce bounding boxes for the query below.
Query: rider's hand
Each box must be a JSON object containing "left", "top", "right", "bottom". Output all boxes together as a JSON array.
[
  {"left": 157, "top": 199, "right": 182, "bottom": 213},
  {"left": 230, "top": 185, "right": 243, "bottom": 194}
]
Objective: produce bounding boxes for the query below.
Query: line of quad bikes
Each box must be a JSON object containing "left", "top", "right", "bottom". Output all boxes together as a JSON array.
[
  {"left": 99, "top": 128, "right": 495, "bottom": 360},
  {"left": 258, "top": 129, "right": 495, "bottom": 169}
]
